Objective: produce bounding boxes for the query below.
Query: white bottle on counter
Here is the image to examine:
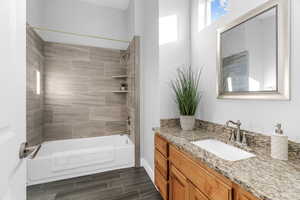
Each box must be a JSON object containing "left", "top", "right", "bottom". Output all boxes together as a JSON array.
[{"left": 271, "top": 123, "right": 288, "bottom": 161}]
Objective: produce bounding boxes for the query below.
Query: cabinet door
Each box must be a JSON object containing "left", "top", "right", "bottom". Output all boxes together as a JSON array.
[
  {"left": 189, "top": 182, "right": 209, "bottom": 200},
  {"left": 169, "top": 145, "right": 232, "bottom": 200},
  {"left": 155, "top": 168, "right": 168, "bottom": 200},
  {"left": 169, "top": 165, "right": 189, "bottom": 200}
]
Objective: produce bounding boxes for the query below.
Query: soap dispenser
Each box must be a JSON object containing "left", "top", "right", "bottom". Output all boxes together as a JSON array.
[{"left": 271, "top": 124, "right": 288, "bottom": 160}]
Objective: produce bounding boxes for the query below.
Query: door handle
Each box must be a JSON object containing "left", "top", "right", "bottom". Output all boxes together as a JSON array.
[{"left": 19, "top": 142, "right": 41, "bottom": 159}]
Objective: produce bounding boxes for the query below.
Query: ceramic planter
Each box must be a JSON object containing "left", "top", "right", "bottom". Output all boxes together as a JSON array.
[{"left": 180, "top": 115, "right": 195, "bottom": 131}]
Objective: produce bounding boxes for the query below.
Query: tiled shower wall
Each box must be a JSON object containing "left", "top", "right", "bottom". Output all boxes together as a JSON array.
[
  {"left": 26, "top": 26, "right": 45, "bottom": 146},
  {"left": 43, "top": 42, "right": 128, "bottom": 141},
  {"left": 127, "top": 36, "right": 140, "bottom": 166},
  {"left": 26, "top": 27, "right": 140, "bottom": 148}
]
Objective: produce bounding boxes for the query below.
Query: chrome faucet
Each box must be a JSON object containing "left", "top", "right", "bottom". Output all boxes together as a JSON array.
[{"left": 226, "top": 120, "right": 247, "bottom": 146}]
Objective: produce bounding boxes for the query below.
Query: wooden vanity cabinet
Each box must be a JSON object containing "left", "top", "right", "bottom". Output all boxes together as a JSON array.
[
  {"left": 155, "top": 167, "right": 168, "bottom": 200},
  {"left": 155, "top": 134, "right": 168, "bottom": 157},
  {"left": 233, "top": 184, "right": 260, "bottom": 200},
  {"left": 154, "top": 134, "right": 261, "bottom": 200},
  {"left": 155, "top": 149, "right": 168, "bottom": 178},
  {"left": 188, "top": 182, "right": 209, "bottom": 200},
  {"left": 236, "top": 194, "right": 252, "bottom": 200},
  {"left": 169, "top": 165, "right": 189, "bottom": 200},
  {"left": 154, "top": 135, "right": 169, "bottom": 200},
  {"left": 169, "top": 145, "right": 232, "bottom": 200}
]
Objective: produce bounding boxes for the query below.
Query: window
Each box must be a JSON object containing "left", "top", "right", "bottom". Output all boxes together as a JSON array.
[
  {"left": 159, "top": 15, "right": 178, "bottom": 45},
  {"left": 36, "top": 70, "right": 40, "bottom": 95},
  {"left": 210, "top": 0, "right": 229, "bottom": 22},
  {"left": 198, "top": 0, "right": 229, "bottom": 31}
]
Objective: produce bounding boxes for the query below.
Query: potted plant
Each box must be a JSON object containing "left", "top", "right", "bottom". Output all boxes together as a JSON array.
[{"left": 171, "top": 66, "right": 201, "bottom": 131}]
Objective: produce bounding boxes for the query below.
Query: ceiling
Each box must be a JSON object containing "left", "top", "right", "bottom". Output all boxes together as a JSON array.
[{"left": 79, "top": 0, "right": 130, "bottom": 10}]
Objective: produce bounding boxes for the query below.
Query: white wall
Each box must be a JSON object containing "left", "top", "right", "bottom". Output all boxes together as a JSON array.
[
  {"left": 127, "top": 0, "right": 136, "bottom": 40},
  {"left": 140, "top": 0, "right": 160, "bottom": 177},
  {"left": 191, "top": 0, "right": 300, "bottom": 142},
  {"left": 26, "top": 0, "right": 43, "bottom": 26},
  {"left": 159, "top": 0, "right": 191, "bottom": 119},
  {"left": 127, "top": 0, "right": 159, "bottom": 179},
  {"left": 126, "top": 0, "right": 144, "bottom": 40},
  {"left": 27, "top": 0, "right": 129, "bottom": 49}
]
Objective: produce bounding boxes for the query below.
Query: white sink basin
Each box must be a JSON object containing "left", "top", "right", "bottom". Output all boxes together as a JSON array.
[{"left": 191, "top": 139, "right": 255, "bottom": 161}]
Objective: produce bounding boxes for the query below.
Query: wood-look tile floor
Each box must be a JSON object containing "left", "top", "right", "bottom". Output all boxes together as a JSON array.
[{"left": 27, "top": 167, "right": 162, "bottom": 200}]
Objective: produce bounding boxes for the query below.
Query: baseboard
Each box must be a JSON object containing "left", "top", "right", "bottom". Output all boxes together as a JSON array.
[{"left": 141, "top": 158, "right": 154, "bottom": 183}]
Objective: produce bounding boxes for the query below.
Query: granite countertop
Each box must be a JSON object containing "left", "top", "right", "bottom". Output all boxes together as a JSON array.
[{"left": 157, "top": 126, "right": 300, "bottom": 200}]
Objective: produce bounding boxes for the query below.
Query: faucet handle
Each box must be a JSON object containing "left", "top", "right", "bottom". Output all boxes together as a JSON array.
[
  {"left": 242, "top": 132, "right": 248, "bottom": 146},
  {"left": 229, "top": 130, "right": 235, "bottom": 142},
  {"left": 225, "top": 121, "right": 230, "bottom": 127},
  {"left": 226, "top": 120, "right": 241, "bottom": 127}
]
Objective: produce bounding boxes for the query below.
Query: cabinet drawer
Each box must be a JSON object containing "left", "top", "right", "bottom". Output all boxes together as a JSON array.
[
  {"left": 155, "top": 149, "right": 168, "bottom": 179},
  {"left": 155, "top": 168, "right": 168, "bottom": 200},
  {"left": 169, "top": 145, "right": 232, "bottom": 200},
  {"left": 155, "top": 135, "right": 168, "bottom": 157}
]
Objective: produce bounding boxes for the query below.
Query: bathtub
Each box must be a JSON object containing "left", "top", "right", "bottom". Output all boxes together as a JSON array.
[{"left": 27, "top": 135, "right": 134, "bottom": 186}]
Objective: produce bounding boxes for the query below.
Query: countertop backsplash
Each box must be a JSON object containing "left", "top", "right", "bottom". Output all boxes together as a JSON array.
[{"left": 160, "top": 119, "right": 300, "bottom": 163}]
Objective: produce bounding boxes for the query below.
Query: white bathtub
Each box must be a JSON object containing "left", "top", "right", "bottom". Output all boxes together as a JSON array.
[{"left": 27, "top": 135, "right": 134, "bottom": 186}]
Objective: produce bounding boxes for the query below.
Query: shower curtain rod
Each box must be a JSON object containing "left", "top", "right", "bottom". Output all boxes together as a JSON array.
[{"left": 30, "top": 25, "right": 130, "bottom": 44}]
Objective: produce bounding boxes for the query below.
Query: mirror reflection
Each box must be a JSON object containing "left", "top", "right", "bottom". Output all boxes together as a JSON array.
[{"left": 220, "top": 7, "right": 277, "bottom": 93}]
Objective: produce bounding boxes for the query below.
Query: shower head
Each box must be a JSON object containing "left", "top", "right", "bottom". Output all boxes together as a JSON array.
[{"left": 120, "top": 50, "right": 130, "bottom": 64}]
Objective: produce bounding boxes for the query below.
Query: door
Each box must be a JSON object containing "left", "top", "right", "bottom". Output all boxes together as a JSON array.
[
  {"left": 0, "top": 0, "right": 27, "bottom": 200},
  {"left": 169, "top": 165, "right": 189, "bottom": 200},
  {"left": 188, "top": 182, "right": 209, "bottom": 200}
]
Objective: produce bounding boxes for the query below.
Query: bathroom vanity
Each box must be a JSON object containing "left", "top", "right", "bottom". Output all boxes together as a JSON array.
[
  {"left": 155, "top": 134, "right": 259, "bottom": 200},
  {"left": 154, "top": 124, "right": 300, "bottom": 200}
]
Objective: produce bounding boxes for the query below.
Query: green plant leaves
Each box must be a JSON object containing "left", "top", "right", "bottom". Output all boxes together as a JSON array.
[{"left": 171, "top": 66, "right": 201, "bottom": 116}]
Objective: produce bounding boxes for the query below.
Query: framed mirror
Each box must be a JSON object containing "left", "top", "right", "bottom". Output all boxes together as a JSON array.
[{"left": 217, "top": 0, "right": 290, "bottom": 100}]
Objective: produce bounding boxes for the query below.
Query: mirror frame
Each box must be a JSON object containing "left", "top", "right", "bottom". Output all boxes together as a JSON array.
[{"left": 217, "top": 0, "right": 290, "bottom": 100}]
